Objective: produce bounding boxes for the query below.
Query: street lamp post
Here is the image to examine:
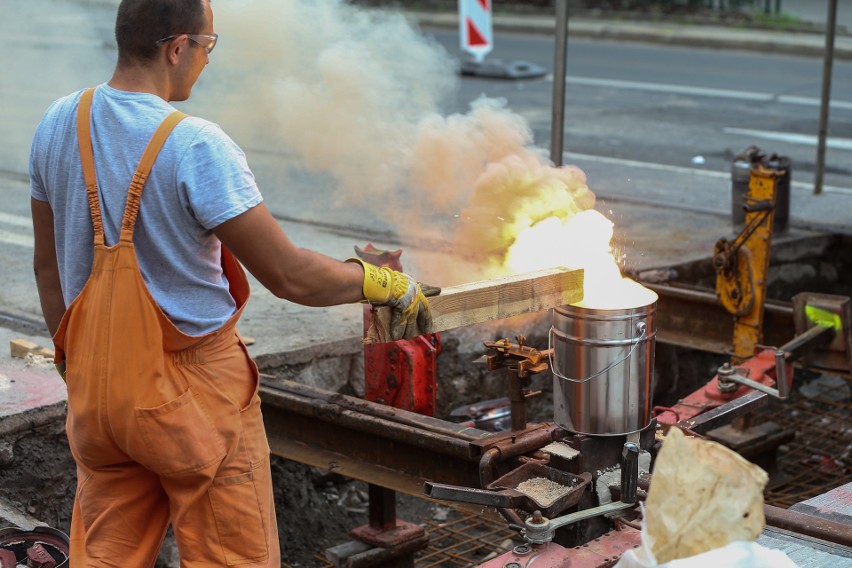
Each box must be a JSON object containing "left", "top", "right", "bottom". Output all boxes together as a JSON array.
[
  {"left": 550, "top": 0, "right": 569, "bottom": 167},
  {"left": 815, "top": 0, "right": 838, "bottom": 195}
]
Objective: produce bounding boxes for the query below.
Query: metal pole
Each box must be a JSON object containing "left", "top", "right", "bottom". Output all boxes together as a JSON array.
[
  {"left": 550, "top": 0, "right": 569, "bottom": 166},
  {"left": 814, "top": 0, "right": 838, "bottom": 195}
]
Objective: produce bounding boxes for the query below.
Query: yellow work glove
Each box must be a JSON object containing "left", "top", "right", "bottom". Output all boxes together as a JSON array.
[{"left": 347, "top": 258, "right": 437, "bottom": 341}]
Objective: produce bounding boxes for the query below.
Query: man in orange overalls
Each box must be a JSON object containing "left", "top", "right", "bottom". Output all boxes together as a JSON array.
[{"left": 29, "top": 0, "right": 433, "bottom": 565}]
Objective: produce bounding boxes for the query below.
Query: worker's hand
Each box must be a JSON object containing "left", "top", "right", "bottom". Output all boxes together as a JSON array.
[{"left": 347, "top": 258, "right": 439, "bottom": 340}]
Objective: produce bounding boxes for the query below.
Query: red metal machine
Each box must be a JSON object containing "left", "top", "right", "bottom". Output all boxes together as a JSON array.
[{"left": 340, "top": 245, "right": 441, "bottom": 565}]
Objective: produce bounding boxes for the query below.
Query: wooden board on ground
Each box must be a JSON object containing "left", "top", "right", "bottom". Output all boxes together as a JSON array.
[
  {"left": 10, "top": 338, "right": 54, "bottom": 359},
  {"left": 369, "top": 266, "right": 584, "bottom": 343}
]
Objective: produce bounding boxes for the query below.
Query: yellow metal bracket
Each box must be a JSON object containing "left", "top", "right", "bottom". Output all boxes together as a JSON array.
[{"left": 713, "top": 164, "right": 783, "bottom": 364}]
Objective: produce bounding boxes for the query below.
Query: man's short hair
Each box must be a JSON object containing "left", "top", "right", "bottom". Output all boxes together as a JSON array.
[{"left": 115, "top": 0, "right": 206, "bottom": 65}]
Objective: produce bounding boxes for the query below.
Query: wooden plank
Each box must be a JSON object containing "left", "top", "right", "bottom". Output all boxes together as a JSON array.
[
  {"left": 368, "top": 266, "right": 584, "bottom": 343},
  {"left": 10, "top": 338, "right": 54, "bottom": 360}
]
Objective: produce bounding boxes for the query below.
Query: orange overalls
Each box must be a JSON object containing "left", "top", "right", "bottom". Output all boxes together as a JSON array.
[{"left": 52, "top": 87, "right": 279, "bottom": 567}]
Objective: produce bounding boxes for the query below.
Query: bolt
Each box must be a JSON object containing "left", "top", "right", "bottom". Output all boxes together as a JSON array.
[
  {"left": 716, "top": 363, "right": 738, "bottom": 393},
  {"left": 512, "top": 545, "right": 531, "bottom": 555},
  {"left": 505, "top": 563, "right": 522, "bottom": 568},
  {"left": 532, "top": 510, "right": 544, "bottom": 524}
]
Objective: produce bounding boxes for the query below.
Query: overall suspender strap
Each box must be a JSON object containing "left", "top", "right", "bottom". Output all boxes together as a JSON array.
[
  {"left": 119, "top": 110, "right": 187, "bottom": 242},
  {"left": 76, "top": 88, "right": 104, "bottom": 246},
  {"left": 74, "top": 86, "right": 188, "bottom": 244}
]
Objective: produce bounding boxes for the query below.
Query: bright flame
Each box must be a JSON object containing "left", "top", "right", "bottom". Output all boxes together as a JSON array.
[{"left": 504, "top": 210, "right": 656, "bottom": 310}]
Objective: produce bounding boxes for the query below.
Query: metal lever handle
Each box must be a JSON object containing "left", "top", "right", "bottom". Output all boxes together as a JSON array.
[
  {"left": 620, "top": 442, "right": 639, "bottom": 504},
  {"left": 720, "top": 324, "right": 836, "bottom": 400},
  {"left": 424, "top": 481, "right": 517, "bottom": 509},
  {"left": 775, "top": 349, "right": 790, "bottom": 399},
  {"left": 718, "top": 357, "right": 791, "bottom": 400}
]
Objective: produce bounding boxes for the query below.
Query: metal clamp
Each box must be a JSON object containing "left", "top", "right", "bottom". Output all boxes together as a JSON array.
[
  {"left": 717, "top": 323, "right": 837, "bottom": 399},
  {"left": 716, "top": 356, "right": 790, "bottom": 399}
]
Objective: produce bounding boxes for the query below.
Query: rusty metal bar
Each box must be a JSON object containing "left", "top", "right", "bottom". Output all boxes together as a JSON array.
[
  {"left": 647, "top": 283, "right": 795, "bottom": 354},
  {"left": 275, "top": 379, "right": 484, "bottom": 443},
  {"left": 368, "top": 485, "right": 396, "bottom": 531},
  {"left": 648, "top": 283, "right": 851, "bottom": 375},
  {"left": 259, "top": 379, "right": 491, "bottom": 495},
  {"left": 508, "top": 367, "right": 528, "bottom": 432},
  {"left": 765, "top": 504, "right": 852, "bottom": 548},
  {"left": 779, "top": 323, "right": 835, "bottom": 361},
  {"left": 678, "top": 390, "right": 768, "bottom": 435}
]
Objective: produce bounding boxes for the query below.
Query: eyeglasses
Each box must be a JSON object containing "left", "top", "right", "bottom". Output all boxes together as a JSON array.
[{"left": 156, "top": 33, "right": 218, "bottom": 54}]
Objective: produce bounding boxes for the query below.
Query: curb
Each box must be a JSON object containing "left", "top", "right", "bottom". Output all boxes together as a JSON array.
[{"left": 410, "top": 12, "right": 852, "bottom": 61}]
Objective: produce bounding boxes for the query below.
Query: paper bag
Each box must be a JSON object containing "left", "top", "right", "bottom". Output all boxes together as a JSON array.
[{"left": 643, "top": 428, "right": 769, "bottom": 564}]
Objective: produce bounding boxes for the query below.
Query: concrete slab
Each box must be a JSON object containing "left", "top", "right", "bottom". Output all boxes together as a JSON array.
[
  {"left": 0, "top": 330, "right": 65, "bottom": 438},
  {"left": 0, "top": 359, "right": 64, "bottom": 422},
  {"left": 0, "top": 496, "right": 44, "bottom": 530}
]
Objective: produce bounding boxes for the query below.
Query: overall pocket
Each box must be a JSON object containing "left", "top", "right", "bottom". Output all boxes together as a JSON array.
[
  {"left": 135, "top": 387, "right": 227, "bottom": 476},
  {"left": 208, "top": 470, "right": 269, "bottom": 565}
]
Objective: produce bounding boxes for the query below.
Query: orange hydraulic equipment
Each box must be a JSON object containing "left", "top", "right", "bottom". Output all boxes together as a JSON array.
[
  {"left": 714, "top": 164, "right": 781, "bottom": 365},
  {"left": 655, "top": 162, "right": 845, "bottom": 430}
]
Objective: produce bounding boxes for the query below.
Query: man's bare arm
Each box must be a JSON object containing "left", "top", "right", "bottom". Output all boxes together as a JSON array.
[
  {"left": 31, "top": 198, "right": 66, "bottom": 337},
  {"left": 213, "top": 203, "right": 365, "bottom": 306}
]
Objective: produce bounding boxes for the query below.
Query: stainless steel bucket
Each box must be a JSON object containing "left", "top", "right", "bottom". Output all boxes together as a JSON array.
[{"left": 550, "top": 297, "right": 657, "bottom": 435}]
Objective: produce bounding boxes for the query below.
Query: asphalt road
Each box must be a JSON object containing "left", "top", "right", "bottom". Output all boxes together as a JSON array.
[{"left": 424, "top": 27, "right": 852, "bottom": 189}]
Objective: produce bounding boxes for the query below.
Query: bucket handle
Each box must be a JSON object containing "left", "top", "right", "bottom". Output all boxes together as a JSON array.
[{"left": 548, "top": 321, "right": 647, "bottom": 384}]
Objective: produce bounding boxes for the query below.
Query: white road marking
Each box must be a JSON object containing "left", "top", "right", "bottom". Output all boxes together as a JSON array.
[
  {"left": 568, "top": 76, "right": 770, "bottom": 101},
  {"left": 0, "top": 34, "right": 105, "bottom": 49},
  {"left": 565, "top": 151, "right": 729, "bottom": 179},
  {"left": 723, "top": 127, "right": 852, "bottom": 151},
  {"left": 0, "top": 229, "right": 33, "bottom": 248},
  {"left": 0, "top": 211, "right": 33, "bottom": 229},
  {"left": 563, "top": 151, "right": 852, "bottom": 195},
  {"left": 0, "top": 212, "right": 34, "bottom": 248},
  {"left": 562, "top": 76, "right": 852, "bottom": 109},
  {"left": 777, "top": 95, "right": 852, "bottom": 111}
]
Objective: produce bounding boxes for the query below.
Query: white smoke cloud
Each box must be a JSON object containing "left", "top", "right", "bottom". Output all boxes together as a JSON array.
[
  {"left": 209, "top": 0, "right": 595, "bottom": 284},
  {"left": 211, "top": 0, "right": 456, "bottom": 197}
]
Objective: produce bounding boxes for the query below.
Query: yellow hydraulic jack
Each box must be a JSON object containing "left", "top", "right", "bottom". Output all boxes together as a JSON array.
[{"left": 713, "top": 163, "right": 783, "bottom": 365}]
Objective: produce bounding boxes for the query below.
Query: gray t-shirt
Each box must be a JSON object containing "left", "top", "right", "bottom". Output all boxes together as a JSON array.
[{"left": 30, "top": 84, "right": 262, "bottom": 335}]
